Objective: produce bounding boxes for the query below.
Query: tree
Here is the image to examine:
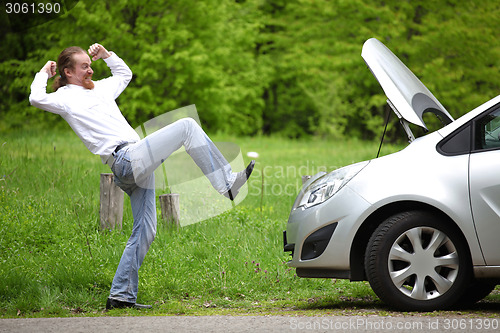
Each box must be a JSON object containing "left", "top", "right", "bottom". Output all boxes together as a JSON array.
[
  {"left": 1, "top": 0, "right": 269, "bottom": 135},
  {"left": 1, "top": 0, "right": 499, "bottom": 140}
]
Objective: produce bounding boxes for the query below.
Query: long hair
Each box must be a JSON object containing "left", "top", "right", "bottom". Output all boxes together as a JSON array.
[{"left": 52, "top": 46, "right": 86, "bottom": 91}]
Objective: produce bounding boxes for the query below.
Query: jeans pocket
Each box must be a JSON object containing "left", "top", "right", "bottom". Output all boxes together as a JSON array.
[{"left": 112, "top": 152, "right": 135, "bottom": 184}]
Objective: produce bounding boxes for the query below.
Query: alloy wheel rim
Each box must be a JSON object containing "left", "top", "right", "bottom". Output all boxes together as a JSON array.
[{"left": 388, "top": 226, "right": 459, "bottom": 300}]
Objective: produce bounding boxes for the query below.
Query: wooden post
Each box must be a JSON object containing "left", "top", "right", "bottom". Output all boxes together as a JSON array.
[
  {"left": 302, "top": 175, "right": 312, "bottom": 185},
  {"left": 100, "top": 173, "right": 124, "bottom": 230},
  {"left": 159, "top": 193, "right": 180, "bottom": 228}
]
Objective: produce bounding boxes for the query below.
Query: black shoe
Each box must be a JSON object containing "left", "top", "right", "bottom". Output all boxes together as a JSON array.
[
  {"left": 224, "top": 160, "right": 256, "bottom": 201},
  {"left": 106, "top": 298, "right": 152, "bottom": 310}
]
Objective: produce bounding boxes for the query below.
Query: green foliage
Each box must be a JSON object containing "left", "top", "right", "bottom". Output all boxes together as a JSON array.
[{"left": 1, "top": 0, "right": 500, "bottom": 138}]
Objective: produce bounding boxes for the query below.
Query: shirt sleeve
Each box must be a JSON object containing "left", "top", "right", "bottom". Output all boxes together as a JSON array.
[
  {"left": 29, "top": 72, "right": 66, "bottom": 115},
  {"left": 99, "top": 52, "right": 133, "bottom": 100}
]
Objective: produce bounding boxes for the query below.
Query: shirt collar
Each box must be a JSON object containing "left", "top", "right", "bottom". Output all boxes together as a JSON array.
[{"left": 66, "top": 84, "right": 94, "bottom": 91}]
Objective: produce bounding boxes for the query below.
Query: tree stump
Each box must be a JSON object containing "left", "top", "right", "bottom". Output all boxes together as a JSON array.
[
  {"left": 159, "top": 193, "right": 180, "bottom": 228},
  {"left": 100, "top": 173, "right": 124, "bottom": 230}
]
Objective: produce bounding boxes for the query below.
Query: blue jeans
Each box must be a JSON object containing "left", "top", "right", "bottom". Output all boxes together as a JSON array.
[
  {"left": 109, "top": 147, "right": 156, "bottom": 303},
  {"left": 129, "top": 118, "right": 235, "bottom": 192},
  {"left": 108, "top": 118, "right": 236, "bottom": 303}
]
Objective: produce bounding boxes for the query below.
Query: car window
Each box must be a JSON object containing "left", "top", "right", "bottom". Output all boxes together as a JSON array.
[
  {"left": 437, "top": 124, "right": 471, "bottom": 156},
  {"left": 474, "top": 108, "right": 500, "bottom": 151}
]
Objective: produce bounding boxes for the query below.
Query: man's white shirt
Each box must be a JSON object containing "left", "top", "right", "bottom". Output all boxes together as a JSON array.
[{"left": 29, "top": 52, "right": 140, "bottom": 164}]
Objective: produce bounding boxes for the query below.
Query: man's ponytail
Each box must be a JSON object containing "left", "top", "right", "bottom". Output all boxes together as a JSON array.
[{"left": 52, "top": 76, "right": 66, "bottom": 91}]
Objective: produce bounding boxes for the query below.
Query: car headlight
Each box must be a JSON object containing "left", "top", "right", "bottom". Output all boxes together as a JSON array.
[{"left": 297, "top": 161, "right": 369, "bottom": 209}]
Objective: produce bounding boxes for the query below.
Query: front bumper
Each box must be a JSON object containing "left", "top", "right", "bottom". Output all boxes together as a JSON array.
[{"left": 284, "top": 184, "right": 371, "bottom": 278}]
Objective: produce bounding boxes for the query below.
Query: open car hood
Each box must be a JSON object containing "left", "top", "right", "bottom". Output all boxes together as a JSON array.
[{"left": 361, "top": 38, "right": 453, "bottom": 139}]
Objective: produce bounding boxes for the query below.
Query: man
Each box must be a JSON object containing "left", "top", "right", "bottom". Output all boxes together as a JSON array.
[{"left": 29, "top": 43, "right": 254, "bottom": 310}]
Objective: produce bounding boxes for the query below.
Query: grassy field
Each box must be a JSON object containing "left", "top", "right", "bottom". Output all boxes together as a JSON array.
[{"left": 1, "top": 128, "right": 498, "bottom": 318}]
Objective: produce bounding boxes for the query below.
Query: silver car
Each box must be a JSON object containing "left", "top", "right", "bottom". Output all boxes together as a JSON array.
[{"left": 283, "top": 38, "right": 500, "bottom": 311}]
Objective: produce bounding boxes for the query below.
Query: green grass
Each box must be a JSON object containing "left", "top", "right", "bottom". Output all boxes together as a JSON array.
[{"left": 1, "top": 129, "right": 498, "bottom": 318}]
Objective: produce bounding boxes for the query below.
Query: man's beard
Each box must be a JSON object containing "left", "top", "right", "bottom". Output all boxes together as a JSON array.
[{"left": 83, "top": 76, "right": 94, "bottom": 89}]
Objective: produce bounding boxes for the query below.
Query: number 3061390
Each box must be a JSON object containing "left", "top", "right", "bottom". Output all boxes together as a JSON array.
[{"left": 5, "top": 2, "right": 61, "bottom": 14}]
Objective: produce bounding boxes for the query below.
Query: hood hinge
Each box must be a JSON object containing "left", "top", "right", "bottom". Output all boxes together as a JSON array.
[{"left": 387, "top": 99, "right": 415, "bottom": 143}]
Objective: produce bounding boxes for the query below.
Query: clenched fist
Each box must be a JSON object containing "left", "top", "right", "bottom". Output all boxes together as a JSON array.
[
  {"left": 41, "top": 61, "right": 57, "bottom": 78},
  {"left": 88, "top": 43, "right": 111, "bottom": 61}
]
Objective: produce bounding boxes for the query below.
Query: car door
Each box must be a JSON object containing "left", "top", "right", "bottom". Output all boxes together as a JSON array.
[{"left": 469, "top": 105, "right": 500, "bottom": 265}]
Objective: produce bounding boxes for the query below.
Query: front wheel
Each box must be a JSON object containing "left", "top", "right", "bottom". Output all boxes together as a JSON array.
[{"left": 365, "top": 211, "right": 472, "bottom": 311}]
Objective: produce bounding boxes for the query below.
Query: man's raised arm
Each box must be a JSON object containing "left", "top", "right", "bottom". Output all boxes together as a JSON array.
[
  {"left": 91, "top": 43, "right": 133, "bottom": 99},
  {"left": 29, "top": 60, "right": 64, "bottom": 114}
]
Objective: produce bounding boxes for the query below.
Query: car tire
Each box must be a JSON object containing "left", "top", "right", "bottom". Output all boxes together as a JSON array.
[
  {"left": 365, "top": 211, "right": 472, "bottom": 311},
  {"left": 453, "top": 279, "right": 497, "bottom": 308}
]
